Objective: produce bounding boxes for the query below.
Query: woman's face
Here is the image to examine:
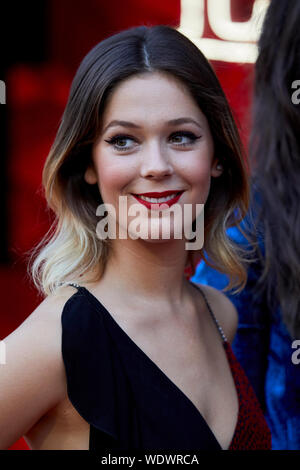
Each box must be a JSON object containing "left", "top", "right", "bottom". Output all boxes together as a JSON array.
[{"left": 85, "top": 71, "right": 222, "bottom": 242}]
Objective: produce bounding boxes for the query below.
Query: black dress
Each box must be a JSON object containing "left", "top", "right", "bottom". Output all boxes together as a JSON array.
[{"left": 61, "top": 282, "right": 271, "bottom": 451}]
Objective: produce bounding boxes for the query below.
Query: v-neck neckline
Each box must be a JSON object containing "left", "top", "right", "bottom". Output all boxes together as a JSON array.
[{"left": 74, "top": 285, "right": 240, "bottom": 450}]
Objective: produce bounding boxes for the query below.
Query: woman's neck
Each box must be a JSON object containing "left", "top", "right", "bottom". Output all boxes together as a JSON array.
[{"left": 100, "top": 237, "right": 190, "bottom": 306}]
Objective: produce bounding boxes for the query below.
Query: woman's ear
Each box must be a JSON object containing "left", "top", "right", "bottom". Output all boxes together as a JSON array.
[
  {"left": 211, "top": 158, "right": 224, "bottom": 178},
  {"left": 84, "top": 165, "right": 98, "bottom": 184}
]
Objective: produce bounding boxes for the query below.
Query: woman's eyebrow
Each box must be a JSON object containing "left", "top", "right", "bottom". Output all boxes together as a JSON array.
[{"left": 102, "top": 117, "right": 203, "bottom": 134}]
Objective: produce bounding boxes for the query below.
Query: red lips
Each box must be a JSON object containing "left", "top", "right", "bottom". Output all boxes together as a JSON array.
[
  {"left": 131, "top": 190, "right": 184, "bottom": 210},
  {"left": 134, "top": 190, "right": 183, "bottom": 197}
]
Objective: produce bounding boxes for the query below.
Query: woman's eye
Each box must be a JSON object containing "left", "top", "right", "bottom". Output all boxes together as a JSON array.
[
  {"left": 105, "top": 135, "right": 136, "bottom": 151},
  {"left": 170, "top": 132, "right": 201, "bottom": 146},
  {"left": 105, "top": 131, "right": 201, "bottom": 152}
]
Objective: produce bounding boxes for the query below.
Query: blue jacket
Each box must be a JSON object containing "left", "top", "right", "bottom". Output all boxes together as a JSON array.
[{"left": 192, "top": 222, "right": 300, "bottom": 450}]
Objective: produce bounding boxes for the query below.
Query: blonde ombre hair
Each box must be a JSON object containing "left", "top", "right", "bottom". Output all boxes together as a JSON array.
[{"left": 28, "top": 25, "right": 250, "bottom": 297}]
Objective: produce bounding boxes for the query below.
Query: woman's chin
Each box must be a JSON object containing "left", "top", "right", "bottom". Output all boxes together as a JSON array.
[{"left": 127, "top": 230, "right": 185, "bottom": 244}]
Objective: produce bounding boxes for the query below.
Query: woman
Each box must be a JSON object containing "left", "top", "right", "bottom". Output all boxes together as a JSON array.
[
  {"left": 193, "top": 0, "right": 300, "bottom": 450},
  {"left": 0, "top": 25, "right": 270, "bottom": 451}
]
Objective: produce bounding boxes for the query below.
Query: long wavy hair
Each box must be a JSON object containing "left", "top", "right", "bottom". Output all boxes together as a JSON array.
[
  {"left": 27, "top": 25, "right": 249, "bottom": 297},
  {"left": 250, "top": 0, "right": 300, "bottom": 338}
]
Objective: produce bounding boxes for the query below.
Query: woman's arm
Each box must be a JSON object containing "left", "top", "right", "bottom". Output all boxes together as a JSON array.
[{"left": 0, "top": 286, "right": 76, "bottom": 449}]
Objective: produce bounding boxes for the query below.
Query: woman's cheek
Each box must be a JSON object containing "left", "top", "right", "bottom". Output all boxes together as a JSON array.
[
  {"left": 188, "top": 165, "right": 213, "bottom": 203},
  {"left": 185, "top": 158, "right": 212, "bottom": 184},
  {"left": 97, "top": 160, "right": 137, "bottom": 199}
]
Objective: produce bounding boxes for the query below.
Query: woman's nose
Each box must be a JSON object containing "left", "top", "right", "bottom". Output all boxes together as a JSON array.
[{"left": 139, "top": 143, "right": 173, "bottom": 179}]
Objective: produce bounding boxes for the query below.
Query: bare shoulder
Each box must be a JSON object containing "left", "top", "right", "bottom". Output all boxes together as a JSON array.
[
  {"left": 29, "top": 284, "right": 78, "bottom": 322},
  {"left": 0, "top": 284, "right": 78, "bottom": 449},
  {"left": 12, "top": 283, "right": 80, "bottom": 381},
  {"left": 192, "top": 283, "right": 238, "bottom": 344},
  {"left": 4, "top": 283, "right": 78, "bottom": 362}
]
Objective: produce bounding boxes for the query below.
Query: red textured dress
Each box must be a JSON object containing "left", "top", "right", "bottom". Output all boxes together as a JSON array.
[
  {"left": 224, "top": 341, "right": 271, "bottom": 449},
  {"left": 192, "top": 283, "right": 271, "bottom": 450},
  {"left": 61, "top": 282, "right": 271, "bottom": 451}
]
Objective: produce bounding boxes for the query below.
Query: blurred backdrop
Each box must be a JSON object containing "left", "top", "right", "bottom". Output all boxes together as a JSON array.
[{"left": 0, "top": 0, "right": 269, "bottom": 450}]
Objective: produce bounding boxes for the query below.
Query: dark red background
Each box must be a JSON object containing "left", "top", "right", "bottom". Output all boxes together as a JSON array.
[{"left": 1, "top": 0, "right": 255, "bottom": 450}]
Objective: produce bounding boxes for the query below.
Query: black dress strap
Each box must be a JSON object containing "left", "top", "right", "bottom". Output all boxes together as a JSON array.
[
  {"left": 190, "top": 282, "right": 228, "bottom": 343},
  {"left": 62, "top": 281, "right": 82, "bottom": 289},
  {"left": 60, "top": 283, "right": 121, "bottom": 449}
]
